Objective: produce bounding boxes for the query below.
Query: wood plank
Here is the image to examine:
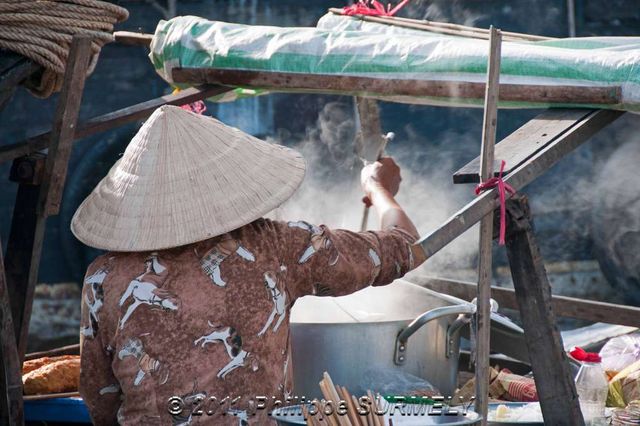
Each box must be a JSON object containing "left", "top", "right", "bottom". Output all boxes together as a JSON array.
[
  {"left": 39, "top": 35, "right": 92, "bottom": 216},
  {"left": 9, "top": 36, "right": 90, "bottom": 362},
  {"left": 4, "top": 171, "right": 41, "bottom": 354},
  {"left": 171, "top": 68, "right": 622, "bottom": 106},
  {"left": 416, "top": 109, "right": 623, "bottom": 259},
  {"left": 25, "top": 344, "right": 79, "bottom": 361},
  {"left": 327, "top": 8, "right": 553, "bottom": 42},
  {"left": 23, "top": 392, "right": 80, "bottom": 401},
  {"left": 453, "top": 109, "right": 593, "bottom": 184},
  {"left": 0, "top": 236, "right": 24, "bottom": 426},
  {"left": 504, "top": 196, "right": 583, "bottom": 425},
  {"left": 113, "top": 31, "right": 153, "bottom": 47},
  {"left": 475, "top": 27, "right": 501, "bottom": 424},
  {"left": 0, "top": 85, "right": 231, "bottom": 164},
  {"left": 413, "top": 275, "right": 640, "bottom": 328}
]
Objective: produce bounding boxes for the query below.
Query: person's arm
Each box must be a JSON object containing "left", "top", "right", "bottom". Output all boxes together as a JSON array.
[
  {"left": 283, "top": 157, "right": 426, "bottom": 299},
  {"left": 362, "top": 157, "right": 426, "bottom": 264}
]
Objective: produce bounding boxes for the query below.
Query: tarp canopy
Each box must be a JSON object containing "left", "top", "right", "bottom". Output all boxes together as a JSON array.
[{"left": 149, "top": 13, "right": 640, "bottom": 111}]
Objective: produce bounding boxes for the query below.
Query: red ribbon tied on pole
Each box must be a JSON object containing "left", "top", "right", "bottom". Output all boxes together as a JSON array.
[
  {"left": 474, "top": 160, "right": 516, "bottom": 245},
  {"left": 342, "top": 0, "right": 410, "bottom": 16}
]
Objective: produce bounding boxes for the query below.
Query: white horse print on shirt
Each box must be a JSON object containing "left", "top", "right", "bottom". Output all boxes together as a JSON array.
[
  {"left": 197, "top": 235, "right": 255, "bottom": 287},
  {"left": 194, "top": 322, "right": 257, "bottom": 379},
  {"left": 118, "top": 337, "right": 169, "bottom": 386},
  {"left": 368, "top": 248, "right": 382, "bottom": 285},
  {"left": 81, "top": 262, "right": 111, "bottom": 338},
  {"left": 257, "top": 271, "right": 287, "bottom": 337},
  {"left": 118, "top": 254, "right": 179, "bottom": 330},
  {"left": 288, "top": 221, "right": 339, "bottom": 265}
]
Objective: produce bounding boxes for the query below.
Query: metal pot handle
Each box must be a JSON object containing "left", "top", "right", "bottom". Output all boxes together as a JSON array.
[{"left": 394, "top": 304, "right": 477, "bottom": 365}]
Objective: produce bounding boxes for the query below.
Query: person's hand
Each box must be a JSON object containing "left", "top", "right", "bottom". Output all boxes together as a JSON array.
[{"left": 361, "top": 157, "right": 402, "bottom": 206}]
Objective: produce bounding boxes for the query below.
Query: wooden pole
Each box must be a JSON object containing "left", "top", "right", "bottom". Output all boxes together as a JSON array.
[
  {"left": 39, "top": 35, "right": 93, "bottom": 217},
  {"left": 4, "top": 155, "right": 45, "bottom": 355},
  {"left": 6, "top": 35, "right": 92, "bottom": 361},
  {"left": 0, "top": 237, "right": 23, "bottom": 426},
  {"left": 504, "top": 196, "right": 584, "bottom": 425},
  {"left": 475, "top": 26, "right": 501, "bottom": 424}
]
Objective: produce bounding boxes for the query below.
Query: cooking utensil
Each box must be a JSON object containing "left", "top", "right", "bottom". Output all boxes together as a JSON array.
[
  {"left": 354, "top": 97, "right": 394, "bottom": 231},
  {"left": 290, "top": 279, "right": 524, "bottom": 399}
]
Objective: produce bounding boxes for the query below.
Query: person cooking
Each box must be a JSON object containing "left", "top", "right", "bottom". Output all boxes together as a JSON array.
[{"left": 74, "top": 105, "right": 426, "bottom": 425}]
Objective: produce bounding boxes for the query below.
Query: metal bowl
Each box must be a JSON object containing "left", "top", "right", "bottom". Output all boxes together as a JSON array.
[{"left": 272, "top": 404, "right": 482, "bottom": 425}]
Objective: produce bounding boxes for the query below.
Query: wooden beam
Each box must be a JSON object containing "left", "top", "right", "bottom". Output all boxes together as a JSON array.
[
  {"left": 417, "top": 108, "right": 623, "bottom": 259},
  {"left": 25, "top": 343, "right": 79, "bottom": 361},
  {"left": 453, "top": 109, "right": 593, "bottom": 184},
  {"left": 113, "top": 31, "right": 153, "bottom": 47},
  {"left": 0, "top": 237, "right": 24, "bottom": 426},
  {"left": 171, "top": 68, "right": 622, "bottom": 107},
  {"left": 7, "top": 36, "right": 91, "bottom": 362},
  {"left": 414, "top": 276, "right": 640, "bottom": 328},
  {"left": 475, "top": 27, "right": 501, "bottom": 424},
  {"left": 0, "top": 85, "right": 231, "bottom": 164},
  {"left": 504, "top": 196, "right": 583, "bottom": 425},
  {"left": 39, "top": 35, "right": 92, "bottom": 216},
  {"left": 4, "top": 156, "right": 43, "bottom": 356}
]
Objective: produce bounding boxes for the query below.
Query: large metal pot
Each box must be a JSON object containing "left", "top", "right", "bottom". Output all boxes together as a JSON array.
[{"left": 289, "top": 279, "right": 521, "bottom": 399}]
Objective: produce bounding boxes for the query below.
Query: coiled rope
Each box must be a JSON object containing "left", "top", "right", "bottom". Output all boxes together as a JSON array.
[{"left": 0, "top": 0, "right": 129, "bottom": 98}]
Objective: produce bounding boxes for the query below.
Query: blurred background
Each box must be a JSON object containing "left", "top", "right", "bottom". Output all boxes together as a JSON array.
[{"left": 1, "top": 0, "right": 639, "bottom": 351}]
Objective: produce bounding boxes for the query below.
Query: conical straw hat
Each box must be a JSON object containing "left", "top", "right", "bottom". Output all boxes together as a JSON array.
[{"left": 71, "top": 105, "right": 306, "bottom": 251}]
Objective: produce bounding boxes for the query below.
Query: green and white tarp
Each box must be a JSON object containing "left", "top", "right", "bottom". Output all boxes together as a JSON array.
[{"left": 149, "top": 13, "right": 640, "bottom": 111}]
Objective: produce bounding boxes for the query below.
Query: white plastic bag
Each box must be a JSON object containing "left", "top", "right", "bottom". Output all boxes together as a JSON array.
[{"left": 600, "top": 333, "right": 640, "bottom": 374}]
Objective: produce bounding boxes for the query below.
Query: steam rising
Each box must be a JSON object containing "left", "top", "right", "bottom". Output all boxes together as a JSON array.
[{"left": 271, "top": 100, "right": 480, "bottom": 275}]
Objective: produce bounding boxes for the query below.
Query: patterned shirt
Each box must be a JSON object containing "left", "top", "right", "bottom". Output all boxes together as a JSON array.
[{"left": 79, "top": 218, "right": 417, "bottom": 425}]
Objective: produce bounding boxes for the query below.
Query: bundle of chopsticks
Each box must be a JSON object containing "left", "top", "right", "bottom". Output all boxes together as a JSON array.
[{"left": 302, "top": 371, "right": 387, "bottom": 426}]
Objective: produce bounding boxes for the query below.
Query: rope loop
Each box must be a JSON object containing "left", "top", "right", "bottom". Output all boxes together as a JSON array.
[{"left": 0, "top": 0, "right": 128, "bottom": 97}]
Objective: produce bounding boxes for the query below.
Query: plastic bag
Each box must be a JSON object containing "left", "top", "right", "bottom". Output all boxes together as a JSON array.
[
  {"left": 600, "top": 333, "right": 640, "bottom": 375},
  {"left": 607, "top": 359, "right": 640, "bottom": 408}
]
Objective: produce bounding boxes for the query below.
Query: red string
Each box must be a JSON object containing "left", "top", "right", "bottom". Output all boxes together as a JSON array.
[
  {"left": 474, "top": 160, "right": 516, "bottom": 245},
  {"left": 342, "top": 0, "right": 410, "bottom": 16}
]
